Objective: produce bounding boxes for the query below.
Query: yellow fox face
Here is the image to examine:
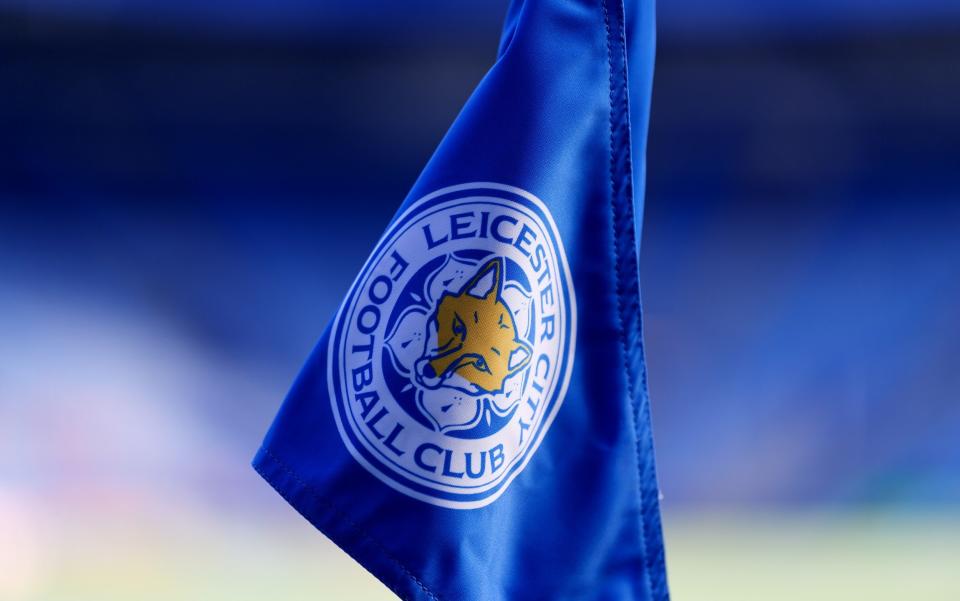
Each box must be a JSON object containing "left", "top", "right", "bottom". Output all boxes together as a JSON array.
[{"left": 415, "top": 258, "right": 532, "bottom": 394}]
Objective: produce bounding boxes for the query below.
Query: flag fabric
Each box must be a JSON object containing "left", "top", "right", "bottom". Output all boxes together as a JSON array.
[{"left": 252, "top": 0, "right": 668, "bottom": 598}]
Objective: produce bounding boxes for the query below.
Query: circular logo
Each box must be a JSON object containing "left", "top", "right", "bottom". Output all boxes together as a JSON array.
[{"left": 328, "top": 183, "right": 576, "bottom": 509}]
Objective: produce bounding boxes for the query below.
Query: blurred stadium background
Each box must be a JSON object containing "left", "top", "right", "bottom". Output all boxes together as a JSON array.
[{"left": 1, "top": 0, "right": 958, "bottom": 599}]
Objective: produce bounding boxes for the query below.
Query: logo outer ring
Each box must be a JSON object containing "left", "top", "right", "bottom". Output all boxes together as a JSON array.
[{"left": 326, "top": 182, "right": 577, "bottom": 510}]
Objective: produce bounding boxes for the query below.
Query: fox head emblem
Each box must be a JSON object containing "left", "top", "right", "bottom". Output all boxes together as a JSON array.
[{"left": 414, "top": 258, "right": 532, "bottom": 395}]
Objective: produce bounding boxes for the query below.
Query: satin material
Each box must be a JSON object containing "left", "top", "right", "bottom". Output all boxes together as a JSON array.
[{"left": 253, "top": 0, "right": 668, "bottom": 598}]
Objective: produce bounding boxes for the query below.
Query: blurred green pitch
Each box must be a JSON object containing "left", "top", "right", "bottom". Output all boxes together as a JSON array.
[{"left": 9, "top": 504, "right": 958, "bottom": 600}]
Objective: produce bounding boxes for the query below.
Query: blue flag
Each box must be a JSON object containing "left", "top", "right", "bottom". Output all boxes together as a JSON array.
[{"left": 253, "top": 0, "right": 668, "bottom": 598}]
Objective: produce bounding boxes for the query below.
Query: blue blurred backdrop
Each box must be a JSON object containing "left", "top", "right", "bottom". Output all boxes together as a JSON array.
[{"left": 1, "top": 0, "right": 958, "bottom": 599}]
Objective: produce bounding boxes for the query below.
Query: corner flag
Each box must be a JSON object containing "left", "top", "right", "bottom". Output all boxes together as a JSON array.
[{"left": 254, "top": 0, "right": 668, "bottom": 598}]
